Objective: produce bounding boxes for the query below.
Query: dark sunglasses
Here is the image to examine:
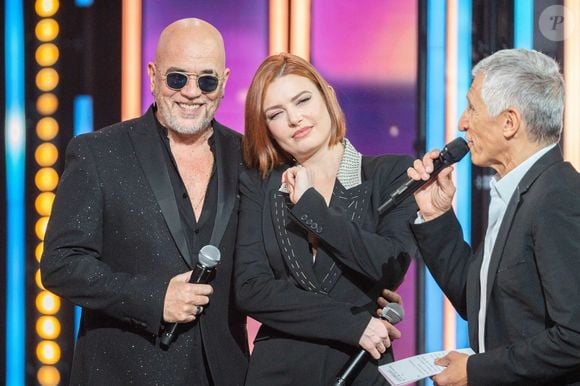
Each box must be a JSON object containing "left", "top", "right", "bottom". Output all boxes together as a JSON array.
[{"left": 162, "top": 71, "right": 222, "bottom": 93}]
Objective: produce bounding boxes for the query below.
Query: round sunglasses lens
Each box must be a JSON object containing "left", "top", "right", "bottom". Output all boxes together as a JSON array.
[
  {"left": 166, "top": 73, "right": 188, "bottom": 90},
  {"left": 198, "top": 75, "right": 219, "bottom": 93}
]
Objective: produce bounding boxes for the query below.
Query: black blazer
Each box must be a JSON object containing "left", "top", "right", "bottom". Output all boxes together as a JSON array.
[
  {"left": 411, "top": 147, "right": 580, "bottom": 385},
  {"left": 41, "top": 108, "right": 249, "bottom": 386},
  {"left": 235, "top": 153, "right": 417, "bottom": 386}
]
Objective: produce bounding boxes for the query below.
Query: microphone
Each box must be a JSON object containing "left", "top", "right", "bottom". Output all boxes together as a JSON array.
[
  {"left": 160, "top": 245, "right": 221, "bottom": 348},
  {"left": 333, "top": 303, "right": 404, "bottom": 386},
  {"left": 378, "top": 137, "right": 470, "bottom": 214}
]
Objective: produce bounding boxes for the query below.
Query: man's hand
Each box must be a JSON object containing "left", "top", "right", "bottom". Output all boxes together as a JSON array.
[
  {"left": 163, "top": 271, "right": 213, "bottom": 323},
  {"left": 358, "top": 317, "right": 401, "bottom": 360},
  {"left": 408, "top": 150, "right": 456, "bottom": 221},
  {"left": 432, "top": 351, "right": 469, "bottom": 386}
]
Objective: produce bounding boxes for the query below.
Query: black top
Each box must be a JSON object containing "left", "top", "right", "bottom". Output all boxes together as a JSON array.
[{"left": 154, "top": 114, "right": 218, "bottom": 386}]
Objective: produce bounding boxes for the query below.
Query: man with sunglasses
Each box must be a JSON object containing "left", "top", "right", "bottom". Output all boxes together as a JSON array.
[{"left": 41, "top": 18, "right": 248, "bottom": 385}]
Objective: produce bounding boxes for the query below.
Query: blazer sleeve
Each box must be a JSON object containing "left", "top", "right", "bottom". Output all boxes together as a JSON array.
[
  {"left": 410, "top": 210, "right": 472, "bottom": 318},
  {"left": 288, "top": 155, "right": 417, "bottom": 283},
  {"left": 467, "top": 168, "right": 580, "bottom": 385},
  {"left": 40, "top": 135, "right": 167, "bottom": 335},
  {"left": 234, "top": 169, "right": 370, "bottom": 346}
]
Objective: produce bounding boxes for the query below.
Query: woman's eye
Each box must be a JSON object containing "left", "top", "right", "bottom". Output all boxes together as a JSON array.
[
  {"left": 267, "top": 111, "right": 282, "bottom": 120},
  {"left": 297, "top": 96, "right": 311, "bottom": 105}
]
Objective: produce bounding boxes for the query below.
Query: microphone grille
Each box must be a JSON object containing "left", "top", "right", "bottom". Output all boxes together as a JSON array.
[
  {"left": 198, "top": 245, "right": 221, "bottom": 268},
  {"left": 381, "top": 302, "right": 404, "bottom": 324},
  {"left": 443, "top": 137, "right": 470, "bottom": 163}
]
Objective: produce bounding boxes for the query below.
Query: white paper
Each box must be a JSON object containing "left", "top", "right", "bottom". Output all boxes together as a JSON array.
[{"left": 379, "top": 348, "right": 475, "bottom": 386}]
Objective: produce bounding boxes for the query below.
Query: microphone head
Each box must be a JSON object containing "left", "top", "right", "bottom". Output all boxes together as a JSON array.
[
  {"left": 198, "top": 245, "right": 221, "bottom": 268},
  {"left": 381, "top": 302, "right": 404, "bottom": 324},
  {"left": 441, "top": 137, "right": 470, "bottom": 164}
]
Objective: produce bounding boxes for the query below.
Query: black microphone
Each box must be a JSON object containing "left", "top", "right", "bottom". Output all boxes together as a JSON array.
[
  {"left": 378, "top": 137, "right": 470, "bottom": 214},
  {"left": 333, "top": 303, "right": 404, "bottom": 386},
  {"left": 160, "top": 245, "right": 221, "bottom": 348}
]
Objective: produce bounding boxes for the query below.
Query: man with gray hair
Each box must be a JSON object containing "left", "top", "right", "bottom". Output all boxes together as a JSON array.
[{"left": 407, "top": 48, "right": 580, "bottom": 385}]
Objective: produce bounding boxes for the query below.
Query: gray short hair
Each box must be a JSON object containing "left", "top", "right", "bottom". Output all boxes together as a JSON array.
[{"left": 472, "top": 48, "right": 564, "bottom": 144}]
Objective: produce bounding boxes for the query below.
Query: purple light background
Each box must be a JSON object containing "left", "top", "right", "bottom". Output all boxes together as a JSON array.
[{"left": 143, "top": 0, "right": 418, "bottom": 360}]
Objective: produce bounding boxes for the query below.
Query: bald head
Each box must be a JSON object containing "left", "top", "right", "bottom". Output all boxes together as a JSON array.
[{"left": 155, "top": 18, "right": 226, "bottom": 70}]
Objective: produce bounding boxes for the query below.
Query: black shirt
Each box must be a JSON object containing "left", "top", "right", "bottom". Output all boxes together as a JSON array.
[{"left": 154, "top": 114, "right": 217, "bottom": 386}]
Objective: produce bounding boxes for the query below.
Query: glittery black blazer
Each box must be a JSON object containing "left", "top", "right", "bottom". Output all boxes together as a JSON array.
[
  {"left": 41, "top": 107, "right": 248, "bottom": 386},
  {"left": 235, "top": 153, "right": 417, "bottom": 386}
]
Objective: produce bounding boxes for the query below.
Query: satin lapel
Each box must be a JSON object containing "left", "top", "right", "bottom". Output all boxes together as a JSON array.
[
  {"left": 209, "top": 123, "right": 239, "bottom": 247},
  {"left": 129, "top": 119, "right": 193, "bottom": 268}
]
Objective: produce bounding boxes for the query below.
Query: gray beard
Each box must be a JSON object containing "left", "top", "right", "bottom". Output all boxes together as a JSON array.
[{"left": 166, "top": 115, "right": 212, "bottom": 135}]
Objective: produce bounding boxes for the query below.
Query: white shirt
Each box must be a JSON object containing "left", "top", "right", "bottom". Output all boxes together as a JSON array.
[{"left": 477, "top": 144, "right": 555, "bottom": 352}]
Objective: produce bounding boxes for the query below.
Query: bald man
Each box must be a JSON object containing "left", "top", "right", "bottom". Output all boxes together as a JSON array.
[{"left": 41, "top": 18, "right": 248, "bottom": 385}]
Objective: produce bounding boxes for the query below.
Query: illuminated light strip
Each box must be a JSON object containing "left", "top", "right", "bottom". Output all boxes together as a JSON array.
[
  {"left": 73, "top": 95, "right": 94, "bottom": 339},
  {"left": 453, "top": 0, "right": 472, "bottom": 350},
  {"left": 5, "top": 1, "right": 26, "bottom": 385},
  {"left": 564, "top": 1, "right": 580, "bottom": 171},
  {"left": 269, "top": 0, "right": 289, "bottom": 54},
  {"left": 514, "top": 0, "right": 533, "bottom": 48},
  {"left": 444, "top": 0, "right": 458, "bottom": 351},
  {"left": 121, "top": 0, "right": 142, "bottom": 120},
  {"left": 289, "top": 0, "right": 311, "bottom": 61},
  {"left": 424, "top": 0, "right": 446, "bottom": 357},
  {"left": 75, "top": 0, "right": 94, "bottom": 6}
]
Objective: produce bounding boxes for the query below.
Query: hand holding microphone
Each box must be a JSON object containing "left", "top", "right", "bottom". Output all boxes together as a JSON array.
[
  {"left": 378, "top": 137, "right": 470, "bottom": 215},
  {"left": 160, "top": 245, "right": 221, "bottom": 348},
  {"left": 333, "top": 303, "right": 404, "bottom": 386}
]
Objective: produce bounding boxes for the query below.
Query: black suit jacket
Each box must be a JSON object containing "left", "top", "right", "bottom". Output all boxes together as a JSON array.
[
  {"left": 41, "top": 108, "right": 249, "bottom": 385},
  {"left": 411, "top": 147, "right": 580, "bottom": 385},
  {"left": 235, "top": 154, "right": 417, "bottom": 386}
]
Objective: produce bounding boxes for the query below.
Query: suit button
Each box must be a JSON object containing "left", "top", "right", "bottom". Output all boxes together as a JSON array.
[
  {"left": 306, "top": 219, "right": 313, "bottom": 225},
  {"left": 311, "top": 222, "right": 318, "bottom": 229},
  {"left": 317, "top": 226, "right": 323, "bottom": 233},
  {"left": 301, "top": 214, "right": 308, "bottom": 221}
]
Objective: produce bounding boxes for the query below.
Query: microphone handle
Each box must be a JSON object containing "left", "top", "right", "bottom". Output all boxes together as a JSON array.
[
  {"left": 378, "top": 153, "right": 448, "bottom": 214},
  {"left": 159, "top": 265, "right": 214, "bottom": 348},
  {"left": 332, "top": 350, "right": 367, "bottom": 386}
]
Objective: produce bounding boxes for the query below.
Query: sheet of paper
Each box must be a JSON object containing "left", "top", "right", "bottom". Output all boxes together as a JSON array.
[{"left": 378, "top": 348, "right": 475, "bottom": 386}]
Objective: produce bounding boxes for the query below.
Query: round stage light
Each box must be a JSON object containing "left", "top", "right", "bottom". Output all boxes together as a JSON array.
[
  {"left": 35, "top": 216, "right": 49, "bottom": 240},
  {"left": 36, "top": 242, "right": 45, "bottom": 262},
  {"left": 37, "top": 93, "right": 58, "bottom": 116},
  {"left": 36, "top": 43, "right": 59, "bottom": 66},
  {"left": 35, "top": 0, "right": 60, "bottom": 17},
  {"left": 37, "top": 316, "right": 61, "bottom": 340},
  {"left": 36, "top": 341, "right": 61, "bottom": 365},
  {"left": 35, "top": 168, "right": 59, "bottom": 191},
  {"left": 37, "top": 117, "right": 59, "bottom": 140},
  {"left": 36, "top": 269, "right": 46, "bottom": 290},
  {"left": 35, "top": 192, "right": 56, "bottom": 216},
  {"left": 37, "top": 366, "right": 60, "bottom": 386},
  {"left": 35, "top": 143, "right": 59, "bottom": 167},
  {"left": 36, "top": 290, "right": 61, "bottom": 314},
  {"left": 36, "top": 68, "right": 59, "bottom": 92},
  {"left": 35, "top": 19, "right": 59, "bottom": 42}
]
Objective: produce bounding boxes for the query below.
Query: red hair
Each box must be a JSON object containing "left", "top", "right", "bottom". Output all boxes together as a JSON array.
[{"left": 242, "top": 53, "right": 346, "bottom": 177}]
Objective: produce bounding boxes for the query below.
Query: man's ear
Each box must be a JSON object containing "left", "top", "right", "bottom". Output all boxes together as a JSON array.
[{"left": 502, "top": 107, "right": 522, "bottom": 140}]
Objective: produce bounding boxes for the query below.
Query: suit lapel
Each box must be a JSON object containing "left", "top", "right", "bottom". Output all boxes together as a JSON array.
[
  {"left": 483, "top": 147, "right": 563, "bottom": 318},
  {"left": 130, "top": 110, "right": 193, "bottom": 267},
  {"left": 209, "top": 123, "right": 239, "bottom": 247}
]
